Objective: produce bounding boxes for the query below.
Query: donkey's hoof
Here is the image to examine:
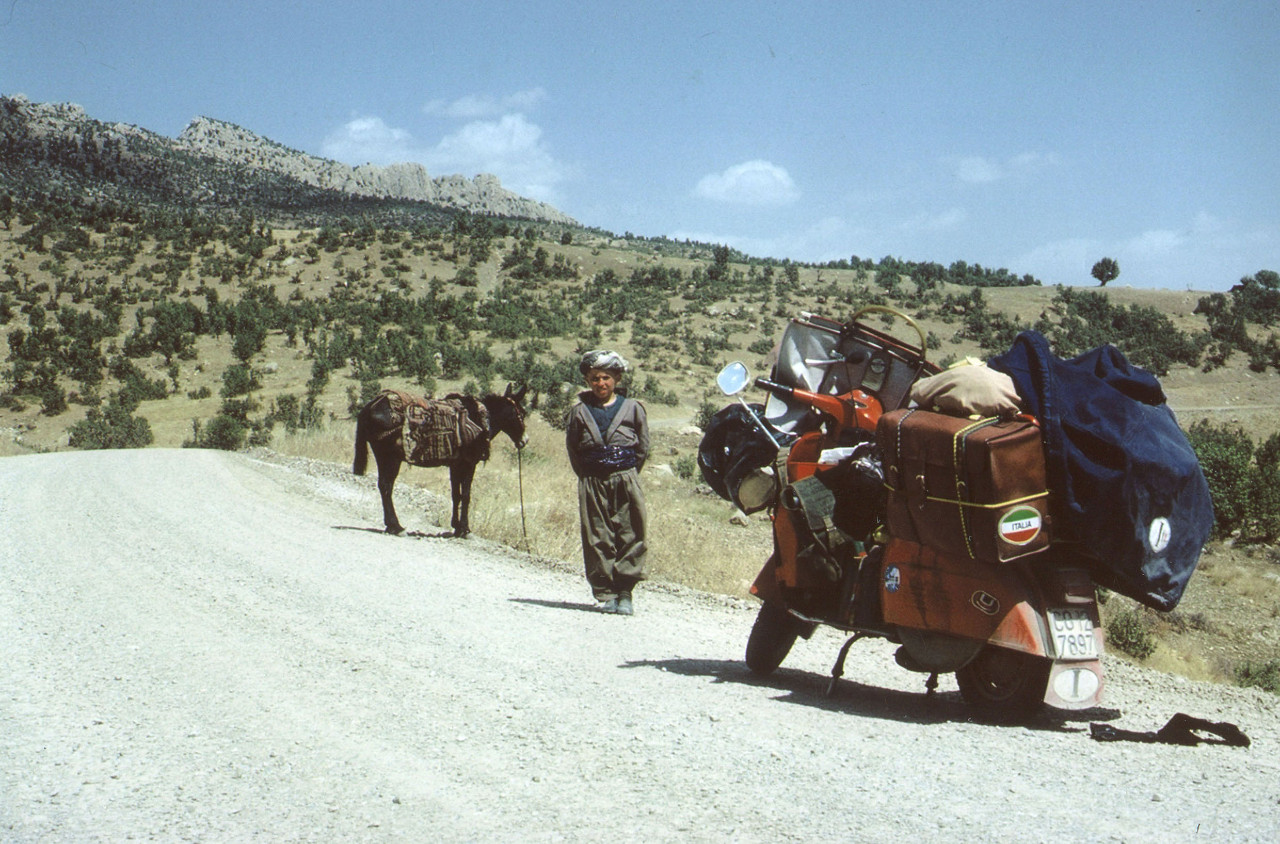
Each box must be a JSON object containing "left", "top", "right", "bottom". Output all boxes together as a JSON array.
[
  {"left": 386, "top": 525, "right": 405, "bottom": 536},
  {"left": 453, "top": 529, "right": 469, "bottom": 539}
]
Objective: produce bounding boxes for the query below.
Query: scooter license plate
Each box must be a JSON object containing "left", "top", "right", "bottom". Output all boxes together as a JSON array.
[{"left": 1048, "top": 609, "right": 1098, "bottom": 660}]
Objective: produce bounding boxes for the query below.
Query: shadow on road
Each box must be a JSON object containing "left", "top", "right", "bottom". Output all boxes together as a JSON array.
[
  {"left": 509, "top": 597, "right": 614, "bottom": 615},
  {"left": 332, "top": 525, "right": 455, "bottom": 539},
  {"left": 620, "top": 656, "right": 1120, "bottom": 732}
]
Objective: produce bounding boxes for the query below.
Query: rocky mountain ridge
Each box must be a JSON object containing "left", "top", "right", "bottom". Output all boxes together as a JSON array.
[
  {"left": 177, "top": 115, "right": 575, "bottom": 224},
  {"left": 0, "top": 94, "right": 576, "bottom": 225}
]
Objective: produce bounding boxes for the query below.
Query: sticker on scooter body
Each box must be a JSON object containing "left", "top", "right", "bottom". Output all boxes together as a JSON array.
[
  {"left": 999, "top": 506, "right": 1042, "bottom": 545},
  {"left": 883, "top": 565, "right": 900, "bottom": 593}
]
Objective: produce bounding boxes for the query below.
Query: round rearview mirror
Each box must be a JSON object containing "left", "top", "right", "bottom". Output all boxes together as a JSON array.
[{"left": 717, "top": 362, "right": 750, "bottom": 396}]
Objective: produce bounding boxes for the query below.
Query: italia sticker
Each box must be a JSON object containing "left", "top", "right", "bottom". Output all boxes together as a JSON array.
[
  {"left": 999, "top": 507, "right": 1043, "bottom": 546},
  {"left": 883, "top": 565, "right": 901, "bottom": 594}
]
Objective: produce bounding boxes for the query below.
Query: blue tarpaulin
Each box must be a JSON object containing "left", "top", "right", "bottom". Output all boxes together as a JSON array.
[{"left": 989, "top": 331, "right": 1213, "bottom": 611}]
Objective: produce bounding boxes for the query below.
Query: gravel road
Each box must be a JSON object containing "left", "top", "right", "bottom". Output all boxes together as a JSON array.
[{"left": 3, "top": 449, "right": 1278, "bottom": 842}]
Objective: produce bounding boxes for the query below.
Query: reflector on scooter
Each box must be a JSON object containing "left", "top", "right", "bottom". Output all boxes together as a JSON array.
[{"left": 1050, "top": 664, "right": 1102, "bottom": 706}]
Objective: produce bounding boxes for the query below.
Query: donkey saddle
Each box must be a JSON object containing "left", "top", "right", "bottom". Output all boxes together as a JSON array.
[{"left": 382, "top": 390, "right": 487, "bottom": 467}]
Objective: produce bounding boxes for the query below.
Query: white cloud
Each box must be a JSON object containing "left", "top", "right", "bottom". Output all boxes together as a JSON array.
[
  {"left": 1123, "top": 228, "right": 1183, "bottom": 260},
  {"left": 1012, "top": 237, "right": 1101, "bottom": 285},
  {"left": 955, "top": 156, "right": 1003, "bottom": 184},
  {"left": 900, "top": 207, "right": 967, "bottom": 232},
  {"left": 694, "top": 160, "right": 799, "bottom": 206},
  {"left": 953, "top": 152, "right": 1058, "bottom": 184},
  {"left": 671, "top": 216, "right": 864, "bottom": 264},
  {"left": 423, "top": 88, "right": 548, "bottom": 119},
  {"left": 319, "top": 90, "right": 568, "bottom": 204},
  {"left": 321, "top": 116, "right": 415, "bottom": 166},
  {"left": 425, "top": 113, "right": 567, "bottom": 202}
]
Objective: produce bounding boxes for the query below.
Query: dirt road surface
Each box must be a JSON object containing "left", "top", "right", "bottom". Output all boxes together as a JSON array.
[{"left": 3, "top": 449, "right": 1278, "bottom": 842}]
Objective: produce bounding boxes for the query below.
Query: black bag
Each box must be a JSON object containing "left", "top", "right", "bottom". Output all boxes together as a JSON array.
[{"left": 989, "top": 331, "right": 1213, "bottom": 610}]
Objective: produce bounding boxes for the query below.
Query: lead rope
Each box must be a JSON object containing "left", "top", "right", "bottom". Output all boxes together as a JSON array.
[{"left": 517, "top": 445, "right": 530, "bottom": 553}]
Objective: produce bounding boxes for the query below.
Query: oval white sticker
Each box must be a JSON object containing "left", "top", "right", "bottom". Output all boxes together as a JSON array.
[{"left": 1148, "top": 517, "right": 1172, "bottom": 554}]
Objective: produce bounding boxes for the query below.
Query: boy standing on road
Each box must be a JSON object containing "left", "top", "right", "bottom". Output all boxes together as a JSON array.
[{"left": 565, "top": 350, "right": 649, "bottom": 615}]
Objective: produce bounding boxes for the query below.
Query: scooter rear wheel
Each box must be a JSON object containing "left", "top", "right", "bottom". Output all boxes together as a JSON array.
[
  {"left": 956, "top": 646, "right": 1051, "bottom": 719},
  {"left": 745, "top": 601, "right": 802, "bottom": 675}
]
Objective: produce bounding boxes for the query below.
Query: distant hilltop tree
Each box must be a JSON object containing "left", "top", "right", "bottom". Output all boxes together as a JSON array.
[{"left": 1092, "top": 257, "right": 1120, "bottom": 287}]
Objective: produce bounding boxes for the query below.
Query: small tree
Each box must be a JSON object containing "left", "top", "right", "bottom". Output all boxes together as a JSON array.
[
  {"left": 68, "top": 391, "right": 154, "bottom": 449},
  {"left": 1187, "top": 420, "right": 1254, "bottom": 537},
  {"left": 1248, "top": 432, "right": 1280, "bottom": 540},
  {"left": 220, "top": 363, "right": 260, "bottom": 398},
  {"left": 1091, "top": 257, "right": 1120, "bottom": 287},
  {"left": 230, "top": 313, "right": 266, "bottom": 362}
]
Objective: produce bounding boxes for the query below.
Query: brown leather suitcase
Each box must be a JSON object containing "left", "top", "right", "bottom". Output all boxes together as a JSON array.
[{"left": 877, "top": 408, "right": 1050, "bottom": 562}]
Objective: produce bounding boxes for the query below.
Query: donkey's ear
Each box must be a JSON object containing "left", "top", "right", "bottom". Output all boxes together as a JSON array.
[
  {"left": 504, "top": 382, "right": 515, "bottom": 398},
  {"left": 514, "top": 383, "right": 528, "bottom": 404}
]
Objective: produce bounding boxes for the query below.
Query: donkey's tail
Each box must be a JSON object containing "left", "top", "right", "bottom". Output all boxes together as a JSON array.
[{"left": 353, "top": 405, "right": 370, "bottom": 476}]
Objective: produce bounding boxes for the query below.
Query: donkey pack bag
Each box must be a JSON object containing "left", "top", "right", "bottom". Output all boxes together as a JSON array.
[
  {"left": 380, "top": 390, "right": 486, "bottom": 468},
  {"left": 877, "top": 408, "right": 1050, "bottom": 563}
]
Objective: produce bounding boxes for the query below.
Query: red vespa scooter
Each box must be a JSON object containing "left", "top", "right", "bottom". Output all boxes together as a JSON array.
[{"left": 715, "top": 308, "right": 1105, "bottom": 718}]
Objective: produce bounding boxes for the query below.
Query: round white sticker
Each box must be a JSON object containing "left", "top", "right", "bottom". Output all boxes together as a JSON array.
[{"left": 1148, "top": 517, "right": 1172, "bottom": 554}]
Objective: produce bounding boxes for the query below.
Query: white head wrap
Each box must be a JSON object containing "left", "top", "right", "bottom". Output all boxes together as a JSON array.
[{"left": 579, "top": 349, "right": 629, "bottom": 376}]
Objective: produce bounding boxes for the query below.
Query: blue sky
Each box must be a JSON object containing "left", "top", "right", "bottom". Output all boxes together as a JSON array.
[{"left": 3, "top": 1, "right": 1276, "bottom": 291}]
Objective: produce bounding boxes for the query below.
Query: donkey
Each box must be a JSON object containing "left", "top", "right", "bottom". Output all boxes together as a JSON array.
[{"left": 353, "top": 384, "right": 528, "bottom": 537}]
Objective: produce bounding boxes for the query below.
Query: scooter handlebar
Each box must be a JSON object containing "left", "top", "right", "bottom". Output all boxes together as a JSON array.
[
  {"left": 754, "top": 376, "right": 880, "bottom": 431},
  {"left": 753, "top": 377, "right": 795, "bottom": 398}
]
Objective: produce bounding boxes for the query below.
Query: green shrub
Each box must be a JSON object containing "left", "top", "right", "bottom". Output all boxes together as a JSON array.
[
  {"left": 694, "top": 400, "right": 720, "bottom": 431},
  {"left": 39, "top": 379, "right": 67, "bottom": 416},
  {"left": 537, "top": 383, "right": 574, "bottom": 431},
  {"left": 1106, "top": 605, "right": 1157, "bottom": 659},
  {"left": 635, "top": 375, "right": 679, "bottom": 406},
  {"left": 220, "top": 363, "right": 259, "bottom": 398},
  {"left": 184, "top": 414, "right": 247, "bottom": 451},
  {"left": 68, "top": 392, "right": 154, "bottom": 449},
  {"left": 1234, "top": 659, "right": 1280, "bottom": 694},
  {"left": 1187, "top": 420, "right": 1255, "bottom": 537},
  {"left": 672, "top": 454, "right": 698, "bottom": 481}
]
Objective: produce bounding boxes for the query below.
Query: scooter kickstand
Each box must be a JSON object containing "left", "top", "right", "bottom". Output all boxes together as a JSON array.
[{"left": 826, "top": 633, "right": 867, "bottom": 697}]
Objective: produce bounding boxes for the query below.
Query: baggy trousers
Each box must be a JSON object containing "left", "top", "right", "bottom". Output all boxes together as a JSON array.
[{"left": 578, "top": 468, "right": 647, "bottom": 601}]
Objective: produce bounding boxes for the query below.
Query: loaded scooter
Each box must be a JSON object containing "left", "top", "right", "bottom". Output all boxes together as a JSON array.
[{"left": 706, "top": 307, "right": 1105, "bottom": 719}]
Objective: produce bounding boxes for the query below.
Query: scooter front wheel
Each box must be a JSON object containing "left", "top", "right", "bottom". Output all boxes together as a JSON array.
[
  {"left": 955, "top": 646, "right": 1051, "bottom": 719},
  {"left": 745, "top": 601, "right": 803, "bottom": 675}
]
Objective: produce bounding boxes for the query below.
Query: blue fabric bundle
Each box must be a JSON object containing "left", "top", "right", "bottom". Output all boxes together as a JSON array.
[{"left": 989, "top": 331, "right": 1213, "bottom": 610}]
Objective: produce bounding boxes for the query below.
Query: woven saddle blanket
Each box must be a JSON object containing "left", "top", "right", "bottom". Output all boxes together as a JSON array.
[{"left": 382, "top": 390, "right": 487, "bottom": 467}]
